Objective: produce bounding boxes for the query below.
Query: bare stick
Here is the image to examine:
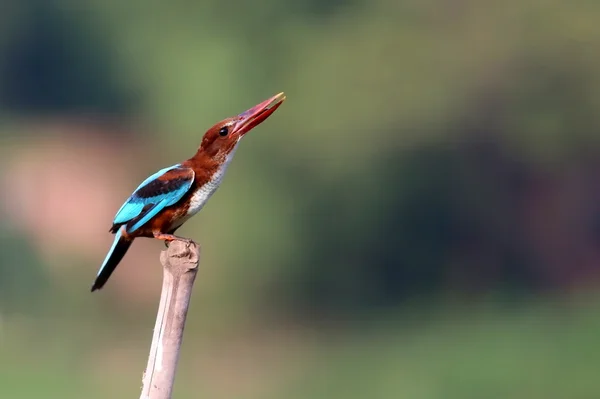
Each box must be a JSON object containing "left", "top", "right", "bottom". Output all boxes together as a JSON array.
[{"left": 140, "top": 240, "right": 200, "bottom": 399}]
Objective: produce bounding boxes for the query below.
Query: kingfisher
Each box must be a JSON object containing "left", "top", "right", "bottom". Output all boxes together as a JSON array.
[{"left": 91, "top": 92, "right": 286, "bottom": 292}]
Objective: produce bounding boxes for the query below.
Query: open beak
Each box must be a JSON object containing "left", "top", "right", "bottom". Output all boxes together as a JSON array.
[{"left": 231, "top": 92, "right": 286, "bottom": 137}]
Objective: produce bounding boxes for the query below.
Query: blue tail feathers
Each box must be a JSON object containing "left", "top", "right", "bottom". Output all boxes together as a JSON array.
[{"left": 91, "top": 229, "right": 133, "bottom": 292}]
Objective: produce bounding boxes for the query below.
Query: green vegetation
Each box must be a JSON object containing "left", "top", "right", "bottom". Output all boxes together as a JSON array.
[
  {"left": 2, "top": 297, "right": 600, "bottom": 398},
  {"left": 1, "top": 0, "right": 599, "bottom": 397}
]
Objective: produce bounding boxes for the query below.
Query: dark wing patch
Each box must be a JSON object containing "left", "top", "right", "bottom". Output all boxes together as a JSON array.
[
  {"left": 111, "top": 167, "right": 195, "bottom": 231},
  {"left": 135, "top": 172, "right": 195, "bottom": 199}
]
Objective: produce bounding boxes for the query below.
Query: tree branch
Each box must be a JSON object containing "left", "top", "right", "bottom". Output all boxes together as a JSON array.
[{"left": 140, "top": 240, "right": 200, "bottom": 399}]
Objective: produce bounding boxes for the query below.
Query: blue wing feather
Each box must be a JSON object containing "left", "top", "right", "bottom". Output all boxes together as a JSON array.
[
  {"left": 112, "top": 164, "right": 195, "bottom": 233},
  {"left": 127, "top": 202, "right": 164, "bottom": 233},
  {"left": 113, "top": 165, "right": 181, "bottom": 225}
]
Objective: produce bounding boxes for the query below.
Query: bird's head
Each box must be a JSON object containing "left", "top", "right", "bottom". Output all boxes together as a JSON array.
[{"left": 198, "top": 92, "right": 286, "bottom": 161}]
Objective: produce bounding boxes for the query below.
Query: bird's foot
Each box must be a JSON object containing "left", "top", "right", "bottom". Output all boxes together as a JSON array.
[{"left": 153, "top": 232, "right": 193, "bottom": 247}]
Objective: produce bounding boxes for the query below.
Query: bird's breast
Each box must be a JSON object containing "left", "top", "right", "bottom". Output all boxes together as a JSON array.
[
  {"left": 186, "top": 147, "right": 237, "bottom": 217},
  {"left": 187, "top": 179, "right": 220, "bottom": 216}
]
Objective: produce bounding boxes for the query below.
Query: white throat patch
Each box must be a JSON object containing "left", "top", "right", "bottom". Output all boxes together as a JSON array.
[{"left": 186, "top": 143, "right": 239, "bottom": 217}]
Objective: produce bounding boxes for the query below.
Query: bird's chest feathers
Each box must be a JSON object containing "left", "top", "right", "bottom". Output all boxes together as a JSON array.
[{"left": 187, "top": 147, "right": 237, "bottom": 216}]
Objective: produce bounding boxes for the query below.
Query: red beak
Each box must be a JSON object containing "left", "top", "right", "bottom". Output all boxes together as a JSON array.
[{"left": 231, "top": 92, "right": 286, "bottom": 136}]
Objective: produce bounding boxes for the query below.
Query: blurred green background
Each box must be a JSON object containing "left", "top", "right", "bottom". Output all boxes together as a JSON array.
[{"left": 1, "top": 0, "right": 600, "bottom": 398}]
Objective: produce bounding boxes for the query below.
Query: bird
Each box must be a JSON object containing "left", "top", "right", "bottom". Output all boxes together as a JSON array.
[{"left": 91, "top": 92, "right": 286, "bottom": 292}]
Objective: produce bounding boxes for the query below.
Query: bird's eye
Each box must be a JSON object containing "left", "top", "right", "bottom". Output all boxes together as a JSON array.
[{"left": 219, "top": 126, "right": 229, "bottom": 136}]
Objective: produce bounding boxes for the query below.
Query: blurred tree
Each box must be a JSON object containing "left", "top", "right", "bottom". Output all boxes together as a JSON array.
[
  {"left": 0, "top": 0, "right": 599, "bottom": 326},
  {"left": 0, "top": 0, "right": 136, "bottom": 119},
  {"left": 272, "top": 136, "right": 535, "bottom": 319}
]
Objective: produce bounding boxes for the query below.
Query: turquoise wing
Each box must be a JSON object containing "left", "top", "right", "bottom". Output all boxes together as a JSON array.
[{"left": 112, "top": 165, "right": 195, "bottom": 233}]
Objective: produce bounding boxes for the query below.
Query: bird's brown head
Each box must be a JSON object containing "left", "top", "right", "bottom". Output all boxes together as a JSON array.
[{"left": 197, "top": 92, "right": 286, "bottom": 161}]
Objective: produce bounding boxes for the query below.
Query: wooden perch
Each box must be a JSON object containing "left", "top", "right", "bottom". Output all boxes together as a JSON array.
[{"left": 140, "top": 240, "right": 200, "bottom": 399}]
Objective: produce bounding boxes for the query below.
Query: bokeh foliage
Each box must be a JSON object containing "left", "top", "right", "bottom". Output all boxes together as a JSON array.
[{"left": 1, "top": 0, "right": 600, "bottom": 397}]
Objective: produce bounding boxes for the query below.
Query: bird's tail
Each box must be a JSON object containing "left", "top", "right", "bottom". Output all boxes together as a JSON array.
[{"left": 91, "top": 229, "right": 133, "bottom": 292}]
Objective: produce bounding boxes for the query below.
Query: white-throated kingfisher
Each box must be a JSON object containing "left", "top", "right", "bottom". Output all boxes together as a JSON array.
[{"left": 91, "top": 92, "right": 286, "bottom": 292}]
